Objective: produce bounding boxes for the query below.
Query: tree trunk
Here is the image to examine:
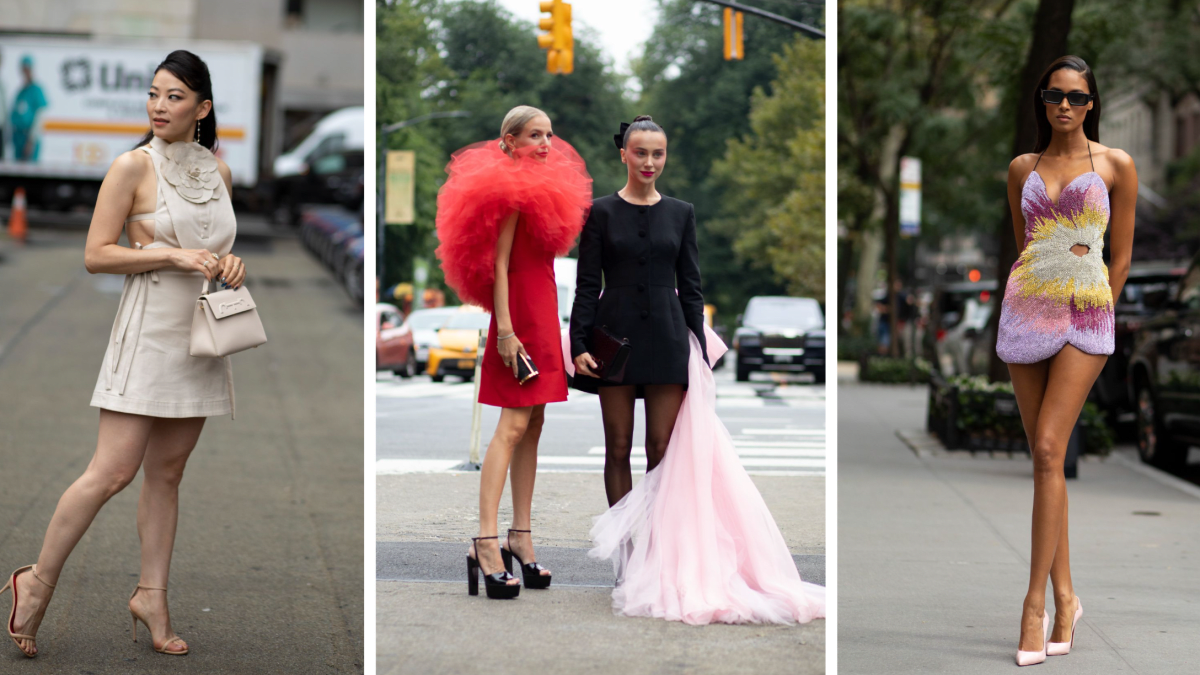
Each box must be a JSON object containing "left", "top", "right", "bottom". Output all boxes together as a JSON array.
[{"left": 984, "top": 0, "right": 1076, "bottom": 382}]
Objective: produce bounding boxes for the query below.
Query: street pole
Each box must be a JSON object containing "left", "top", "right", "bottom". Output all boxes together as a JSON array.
[{"left": 376, "top": 110, "right": 471, "bottom": 290}]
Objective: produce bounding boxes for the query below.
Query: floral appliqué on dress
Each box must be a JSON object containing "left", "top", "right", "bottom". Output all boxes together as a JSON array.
[{"left": 161, "top": 141, "right": 222, "bottom": 204}]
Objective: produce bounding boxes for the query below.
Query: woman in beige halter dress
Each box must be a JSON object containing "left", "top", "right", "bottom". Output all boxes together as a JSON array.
[{"left": 2, "top": 50, "right": 247, "bottom": 658}]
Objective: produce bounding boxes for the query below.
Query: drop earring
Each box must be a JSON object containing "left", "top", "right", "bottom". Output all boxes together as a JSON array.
[{"left": 195, "top": 119, "right": 201, "bottom": 143}]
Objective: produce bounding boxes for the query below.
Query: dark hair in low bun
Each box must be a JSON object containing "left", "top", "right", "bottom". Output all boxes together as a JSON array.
[
  {"left": 620, "top": 115, "right": 666, "bottom": 149},
  {"left": 134, "top": 50, "right": 219, "bottom": 152}
]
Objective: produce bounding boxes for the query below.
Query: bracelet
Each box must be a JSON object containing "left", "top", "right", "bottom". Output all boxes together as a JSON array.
[{"left": 497, "top": 332, "right": 516, "bottom": 341}]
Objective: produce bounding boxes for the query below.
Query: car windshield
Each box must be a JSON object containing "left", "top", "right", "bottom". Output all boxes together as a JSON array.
[
  {"left": 745, "top": 299, "right": 823, "bottom": 330},
  {"left": 407, "top": 311, "right": 454, "bottom": 331},
  {"left": 443, "top": 312, "right": 491, "bottom": 330}
]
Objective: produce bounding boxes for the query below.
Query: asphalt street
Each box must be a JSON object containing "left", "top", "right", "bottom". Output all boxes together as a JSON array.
[
  {"left": 375, "top": 360, "right": 826, "bottom": 675},
  {"left": 0, "top": 224, "right": 364, "bottom": 673},
  {"left": 838, "top": 374, "right": 1200, "bottom": 674},
  {"left": 376, "top": 359, "right": 826, "bottom": 476}
]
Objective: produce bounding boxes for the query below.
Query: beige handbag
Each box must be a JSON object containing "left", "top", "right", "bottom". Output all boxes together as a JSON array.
[{"left": 190, "top": 279, "right": 267, "bottom": 357}]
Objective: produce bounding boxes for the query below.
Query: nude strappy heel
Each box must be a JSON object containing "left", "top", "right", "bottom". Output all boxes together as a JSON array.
[
  {"left": 3, "top": 564, "right": 55, "bottom": 658},
  {"left": 129, "top": 584, "right": 188, "bottom": 655}
]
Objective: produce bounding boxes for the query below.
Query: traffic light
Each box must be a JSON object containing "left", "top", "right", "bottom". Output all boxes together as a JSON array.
[
  {"left": 723, "top": 8, "right": 744, "bottom": 60},
  {"left": 538, "top": 0, "right": 573, "bottom": 74}
]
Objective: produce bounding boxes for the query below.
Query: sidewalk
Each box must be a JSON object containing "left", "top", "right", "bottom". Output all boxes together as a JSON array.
[
  {"left": 377, "top": 471, "right": 826, "bottom": 675},
  {"left": 839, "top": 379, "right": 1200, "bottom": 674},
  {"left": 0, "top": 230, "right": 363, "bottom": 673}
]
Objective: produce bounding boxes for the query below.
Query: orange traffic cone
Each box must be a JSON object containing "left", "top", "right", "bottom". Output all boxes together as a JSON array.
[{"left": 7, "top": 187, "right": 28, "bottom": 243}]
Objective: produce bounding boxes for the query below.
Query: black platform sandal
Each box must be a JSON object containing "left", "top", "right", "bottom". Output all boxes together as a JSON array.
[
  {"left": 467, "top": 536, "right": 520, "bottom": 599},
  {"left": 500, "top": 528, "right": 552, "bottom": 590}
]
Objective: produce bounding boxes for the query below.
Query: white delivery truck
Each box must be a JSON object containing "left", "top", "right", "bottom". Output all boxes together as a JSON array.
[{"left": 0, "top": 36, "right": 278, "bottom": 209}]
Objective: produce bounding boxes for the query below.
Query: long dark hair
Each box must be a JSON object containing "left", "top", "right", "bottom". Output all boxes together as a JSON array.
[
  {"left": 134, "top": 50, "right": 218, "bottom": 151},
  {"left": 1032, "top": 55, "right": 1100, "bottom": 153}
]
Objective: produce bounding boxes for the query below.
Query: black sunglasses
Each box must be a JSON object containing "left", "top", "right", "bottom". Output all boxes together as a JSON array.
[{"left": 1041, "top": 89, "right": 1094, "bottom": 106}]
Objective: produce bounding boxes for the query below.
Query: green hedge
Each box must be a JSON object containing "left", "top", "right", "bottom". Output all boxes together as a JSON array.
[
  {"left": 859, "top": 356, "right": 932, "bottom": 384},
  {"left": 935, "top": 374, "right": 1114, "bottom": 454}
]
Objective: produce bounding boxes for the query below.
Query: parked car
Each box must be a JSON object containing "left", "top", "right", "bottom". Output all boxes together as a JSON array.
[
  {"left": 1128, "top": 253, "right": 1200, "bottom": 469},
  {"left": 376, "top": 303, "right": 415, "bottom": 378},
  {"left": 733, "top": 296, "right": 825, "bottom": 383},
  {"left": 299, "top": 206, "right": 364, "bottom": 303},
  {"left": 1092, "top": 262, "right": 1188, "bottom": 425},
  {"left": 404, "top": 307, "right": 459, "bottom": 372},
  {"left": 274, "top": 148, "right": 364, "bottom": 227},
  {"left": 427, "top": 309, "right": 491, "bottom": 382},
  {"left": 932, "top": 280, "right": 997, "bottom": 376}
]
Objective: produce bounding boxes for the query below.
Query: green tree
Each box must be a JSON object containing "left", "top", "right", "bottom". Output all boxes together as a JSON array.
[
  {"left": 638, "top": 0, "right": 825, "bottom": 319},
  {"left": 376, "top": 0, "right": 452, "bottom": 292},
  {"left": 711, "top": 36, "right": 825, "bottom": 298}
]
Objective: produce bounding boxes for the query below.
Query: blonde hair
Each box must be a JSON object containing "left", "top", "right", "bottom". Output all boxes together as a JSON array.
[{"left": 498, "top": 105, "right": 548, "bottom": 155}]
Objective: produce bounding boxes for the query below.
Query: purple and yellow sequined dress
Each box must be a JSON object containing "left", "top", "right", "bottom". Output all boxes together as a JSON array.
[{"left": 996, "top": 170, "right": 1114, "bottom": 363}]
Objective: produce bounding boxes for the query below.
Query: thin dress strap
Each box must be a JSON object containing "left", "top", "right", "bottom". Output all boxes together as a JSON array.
[
  {"left": 1031, "top": 150, "right": 1045, "bottom": 172},
  {"left": 1087, "top": 140, "right": 1094, "bottom": 171}
]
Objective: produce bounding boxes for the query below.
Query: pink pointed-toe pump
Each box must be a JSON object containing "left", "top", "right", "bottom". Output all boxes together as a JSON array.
[
  {"left": 1047, "top": 597, "right": 1082, "bottom": 656},
  {"left": 1016, "top": 610, "right": 1049, "bottom": 666}
]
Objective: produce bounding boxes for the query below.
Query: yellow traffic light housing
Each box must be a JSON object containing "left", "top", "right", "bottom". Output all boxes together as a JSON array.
[
  {"left": 538, "top": 0, "right": 574, "bottom": 74},
  {"left": 723, "top": 8, "right": 744, "bottom": 61}
]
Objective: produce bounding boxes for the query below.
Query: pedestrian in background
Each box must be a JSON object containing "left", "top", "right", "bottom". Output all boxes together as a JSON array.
[
  {"left": 996, "top": 55, "right": 1136, "bottom": 666},
  {"left": 3, "top": 50, "right": 249, "bottom": 658},
  {"left": 434, "top": 105, "right": 592, "bottom": 599},
  {"left": 575, "top": 116, "right": 825, "bottom": 625}
]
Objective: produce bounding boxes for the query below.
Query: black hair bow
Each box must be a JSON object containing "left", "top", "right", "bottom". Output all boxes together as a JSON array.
[{"left": 613, "top": 122, "right": 630, "bottom": 150}]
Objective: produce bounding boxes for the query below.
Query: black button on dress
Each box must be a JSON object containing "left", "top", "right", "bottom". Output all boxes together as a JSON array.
[{"left": 569, "top": 192, "right": 707, "bottom": 396}]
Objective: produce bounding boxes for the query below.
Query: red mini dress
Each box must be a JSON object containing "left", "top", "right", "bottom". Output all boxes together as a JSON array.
[
  {"left": 477, "top": 217, "right": 567, "bottom": 407},
  {"left": 434, "top": 138, "right": 592, "bottom": 408}
]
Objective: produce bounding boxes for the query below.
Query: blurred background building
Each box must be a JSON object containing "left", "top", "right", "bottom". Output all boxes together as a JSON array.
[{"left": 0, "top": 0, "right": 363, "bottom": 208}]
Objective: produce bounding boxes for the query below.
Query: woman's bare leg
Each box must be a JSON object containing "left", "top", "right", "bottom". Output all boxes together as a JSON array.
[
  {"left": 508, "top": 404, "right": 548, "bottom": 575},
  {"left": 599, "top": 386, "right": 636, "bottom": 506},
  {"left": 1010, "top": 345, "right": 1106, "bottom": 651},
  {"left": 10, "top": 410, "right": 154, "bottom": 655},
  {"left": 473, "top": 406, "right": 530, "bottom": 584},
  {"left": 130, "top": 416, "right": 205, "bottom": 650},
  {"left": 643, "top": 384, "right": 685, "bottom": 472}
]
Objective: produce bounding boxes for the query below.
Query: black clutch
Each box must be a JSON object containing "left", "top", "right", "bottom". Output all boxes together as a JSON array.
[
  {"left": 515, "top": 352, "right": 539, "bottom": 385},
  {"left": 590, "top": 325, "right": 631, "bottom": 383}
]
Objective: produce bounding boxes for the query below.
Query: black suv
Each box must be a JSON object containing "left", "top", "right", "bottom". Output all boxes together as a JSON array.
[
  {"left": 733, "top": 296, "right": 825, "bottom": 383},
  {"left": 1128, "top": 253, "right": 1200, "bottom": 469}
]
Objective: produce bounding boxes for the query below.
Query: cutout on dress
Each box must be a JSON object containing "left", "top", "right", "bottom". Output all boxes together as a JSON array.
[
  {"left": 126, "top": 219, "right": 156, "bottom": 248},
  {"left": 1070, "top": 243, "right": 1089, "bottom": 257}
]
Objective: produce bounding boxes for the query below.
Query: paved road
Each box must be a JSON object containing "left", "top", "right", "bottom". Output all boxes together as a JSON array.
[
  {"left": 838, "top": 376, "right": 1200, "bottom": 674},
  {"left": 375, "top": 358, "right": 826, "bottom": 675},
  {"left": 0, "top": 225, "right": 363, "bottom": 673},
  {"left": 376, "top": 361, "right": 826, "bottom": 476}
]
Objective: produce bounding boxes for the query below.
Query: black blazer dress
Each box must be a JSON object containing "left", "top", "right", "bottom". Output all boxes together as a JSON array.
[{"left": 569, "top": 192, "right": 708, "bottom": 395}]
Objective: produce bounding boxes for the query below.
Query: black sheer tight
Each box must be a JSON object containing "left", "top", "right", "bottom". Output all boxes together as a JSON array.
[{"left": 598, "top": 384, "right": 686, "bottom": 507}]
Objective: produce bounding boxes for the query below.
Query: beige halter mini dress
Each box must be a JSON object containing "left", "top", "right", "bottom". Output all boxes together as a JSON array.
[{"left": 90, "top": 136, "right": 237, "bottom": 418}]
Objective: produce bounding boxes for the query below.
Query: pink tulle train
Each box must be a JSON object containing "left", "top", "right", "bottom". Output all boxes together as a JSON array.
[{"left": 587, "top": 329, "right": 826, "bottom": 625}]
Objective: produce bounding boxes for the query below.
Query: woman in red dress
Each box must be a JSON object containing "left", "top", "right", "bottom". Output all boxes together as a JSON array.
[{"left": 435, "top": 105, "right": 591, "bottom": 599}]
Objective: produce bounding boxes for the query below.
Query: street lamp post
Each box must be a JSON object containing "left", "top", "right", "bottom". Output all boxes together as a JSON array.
[{"left": 377, "top": 110, "right": 471, "bottom": 304}]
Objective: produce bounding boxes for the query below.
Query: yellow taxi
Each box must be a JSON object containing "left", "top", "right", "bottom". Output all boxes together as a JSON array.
[{"left": 426, "top": 308, "right": 491, "bottom": 382}]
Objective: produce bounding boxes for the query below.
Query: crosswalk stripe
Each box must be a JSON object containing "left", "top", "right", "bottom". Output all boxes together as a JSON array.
[
  {"left": 739, "top": 427, "right": 825, "bottom": 432},
  {"left": 584, "top": 446, "right": 824, "bottom": 458}
]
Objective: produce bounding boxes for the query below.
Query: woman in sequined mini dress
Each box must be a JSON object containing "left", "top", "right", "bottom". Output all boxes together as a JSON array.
[{"left": 996, "top": 56, "right": 1137, "bottom": 666}]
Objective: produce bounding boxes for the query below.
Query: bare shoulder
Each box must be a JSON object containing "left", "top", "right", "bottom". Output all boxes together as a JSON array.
[
  {"left": 109, "top": 148, "right": 153, "bottom": 180},
  {"left": 1008, "top": 153, "right": 1039, "bottom": 184},
  {"left": 1104, "top": 146, "right": 1135, "bottom": 172},
  {"left": 216, "top": 158, "right": 233, "bottom": 191}
]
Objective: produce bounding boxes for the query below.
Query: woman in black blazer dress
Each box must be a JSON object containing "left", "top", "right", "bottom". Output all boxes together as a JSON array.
[{"left": 570, "top": 116, "right": 708, "bottom": 506}]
